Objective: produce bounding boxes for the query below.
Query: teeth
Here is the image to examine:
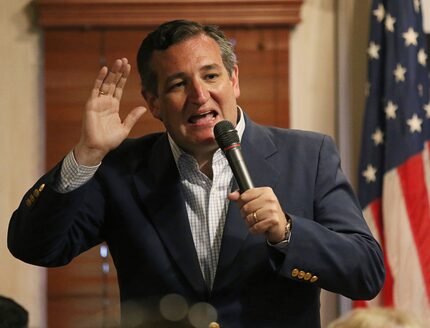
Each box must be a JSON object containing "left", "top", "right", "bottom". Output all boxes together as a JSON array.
[{"left": 189, "top": 111, "right": 216, "bottom": 123}]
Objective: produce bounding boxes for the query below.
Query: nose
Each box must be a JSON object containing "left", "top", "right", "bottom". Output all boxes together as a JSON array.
[{"left": 188, "top": 78, "right": 209, "bottom": 105}]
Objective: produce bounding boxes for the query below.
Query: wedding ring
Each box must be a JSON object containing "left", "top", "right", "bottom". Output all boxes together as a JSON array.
[{"left": 252, "top": 211, "right": 258, "bottom": 224}]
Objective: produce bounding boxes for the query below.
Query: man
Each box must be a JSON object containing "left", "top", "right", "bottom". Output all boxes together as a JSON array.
[{"left": 8, "top": 20, "right": 384, "bottom": 327}]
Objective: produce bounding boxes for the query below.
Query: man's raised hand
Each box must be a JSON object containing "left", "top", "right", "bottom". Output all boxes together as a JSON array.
[{"left": 74, "top": 58, "right": 147, "bottom": 166}]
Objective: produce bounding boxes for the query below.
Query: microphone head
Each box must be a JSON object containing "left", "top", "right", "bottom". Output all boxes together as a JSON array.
[{"left": 214, "top": 120, "right": 240, "bottom": 149}]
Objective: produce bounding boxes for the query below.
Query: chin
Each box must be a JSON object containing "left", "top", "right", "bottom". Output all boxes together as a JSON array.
[{"left": 194, "top": 136, "right": 218, "bottom": 150}]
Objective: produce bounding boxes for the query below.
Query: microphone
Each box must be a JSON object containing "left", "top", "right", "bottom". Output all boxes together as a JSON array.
[{"left": 214, "top": 120, "right": 254, "bottom": 192}]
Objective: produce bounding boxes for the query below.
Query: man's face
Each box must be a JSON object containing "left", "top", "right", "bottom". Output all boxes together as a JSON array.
[{"left": 144, "top": 33, "right": 240, "bottom": 157}]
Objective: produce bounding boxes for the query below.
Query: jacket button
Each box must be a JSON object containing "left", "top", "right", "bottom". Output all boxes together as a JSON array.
[
  {"left": 298, "top": 270, "right": 305, "bottom": 279},
  {"left": 209, "top": 322, "right": 220, "bottom": 328},
  {"left": 33, "top": 189, "right": 40, "bottom": 197},
  {"left": 39, "top": 183, "right": 45, "bottom": 192},
  {"left": 291, "top": 268, "right": 299, "bottom": 277},
  {"left": 25, "top": 198, "right": 32, "bottom": 207},
  {"left": 304, "top": 272, "right": 312, "bottom": 281},
  {"left": 310, "top": 275, "right": 319, "bottom": 283}
]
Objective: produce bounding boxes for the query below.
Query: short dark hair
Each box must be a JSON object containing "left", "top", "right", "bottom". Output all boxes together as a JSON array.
[
  {"left": 137, "top": 19, "right": 237, "bottom": 95},
  {"left": 0, "top": 296, "right": 28, "bottom": 328}
]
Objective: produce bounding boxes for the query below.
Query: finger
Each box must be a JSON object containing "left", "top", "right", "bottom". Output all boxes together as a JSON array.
[
  {"left": 115, "top": 59, "right": 130, "bottom": 89},
  {"left": 250, "top": 220, "right": 272, "bottom": 234},
  {"left": 91, "top": 66, "right": 109, "bottom": 98},
  {"left": 99, "top": 59, "right": 123, "bottom": 95},
  {"left": 249, "top": 214, "right": 278, "bottom": 234},
  {"left": 239, "top": 188, "right": 265, "bottom": 203},
  {"left": 232, "top": 190, "right": 256, "bottom": 209},
  {"left": 123, "top": 106, "right": 147, "bottom": 132},
  {"left": 240, "top": 197, "right": 266, "bottom": 218},
  {"left": 111, "top": 58, "right": 129, "bottom": 90},
  {"left": 241, "top": 188, "right": 279, "bottom": 215},
  {"left": 114, "top": 63, "right": 131, "bottom": 101},
  {"left": 245, "top": 211, "right": 260, "bottom": 227},
  {"left": 228, "top": 190, "right": 241, "bottom": 201}
]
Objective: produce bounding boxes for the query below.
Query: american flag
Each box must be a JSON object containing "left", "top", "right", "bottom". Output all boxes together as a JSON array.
[{"left": 358, "top": 0, "right": 430, "bottom": 323}]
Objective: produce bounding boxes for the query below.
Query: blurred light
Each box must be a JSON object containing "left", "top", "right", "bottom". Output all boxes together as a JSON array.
[
  {"left": 122, "top": 301, "right": 146, "bottom": 327},
  {"left": 102, "top": 263, "right": 110, "bottom": 273},
  {"left": 188, "top": 302, "right": 217, "bottom": 328},
  {"left": 100, "top": 244, "right": 108, "bottom": 258},
  {"left": 159, "top": 294, "right": 188, "bottom": 322}
]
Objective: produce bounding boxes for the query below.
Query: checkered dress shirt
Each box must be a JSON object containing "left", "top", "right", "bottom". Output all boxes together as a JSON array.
[{"left": 56, "top": 109, "right": 246, "bottom": 288}]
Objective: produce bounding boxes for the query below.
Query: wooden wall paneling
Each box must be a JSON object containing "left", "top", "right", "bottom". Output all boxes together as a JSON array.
[
  {"left": 229, "top": 27, "right": 290, "bottom": 127},
  {"left": 45, "top": 30, "right": 100, "bottom": 168},
  {"left": 37, "top": 0, "right": 303, "bottom": 28},
  {"left": 274, "top": 28, "right": 290, "bottom": 128},
  {"left": 45, "top": 30, "right": 121, "bottom": 327}
]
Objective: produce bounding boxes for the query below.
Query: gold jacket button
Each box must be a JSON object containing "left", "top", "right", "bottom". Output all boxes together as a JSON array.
[
  {"left": 33, "top": 189, "right": 40, "bottom": 198},
  {"left": 39, "top": 183, "right": 45, "bottom": 192},
  {"left": 304, "top": 272, "right": 312, "bottom": 281},
  {"left": 209, "top": 322, "right": 220, "bottom": 328},
  {"left": 310, "top": 275, "right": 319, "bottom": 283},
  {"left": 291, "top": 268, "right": 299, "bottom": 277},
  {"left": 298, "top": 270, "right": 305, "bottom": 279},
  {"left": 25, "top": 198, "right": 32, "bottom": 207}
]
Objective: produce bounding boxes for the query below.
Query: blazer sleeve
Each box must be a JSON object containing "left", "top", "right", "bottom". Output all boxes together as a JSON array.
[
  {"left": 271, "top": 135, "right": 385, "bottom": 300},
  {"left": 7, "top": 163, "right": 105, "bottom": 267}
]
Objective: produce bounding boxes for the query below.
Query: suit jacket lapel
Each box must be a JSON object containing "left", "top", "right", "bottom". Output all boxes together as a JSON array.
[
  {"left": 214, "top": 117, "right": 281, "bottom": 290},
  {"left": 132, "top": 134, "right": 208, "bottom": 297}
]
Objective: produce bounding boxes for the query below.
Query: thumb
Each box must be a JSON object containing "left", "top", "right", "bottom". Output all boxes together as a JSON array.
[
  {"left": 228, "top": 190, "right": 241, "bottom": 201},
  {"left": 123, "top": 106, "right": 147, "bottom": 132}
]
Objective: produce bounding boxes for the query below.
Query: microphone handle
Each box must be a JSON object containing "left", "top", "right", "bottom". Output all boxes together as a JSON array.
[{"left": 225, "top": 146, "right": 254, "bottom": 192}]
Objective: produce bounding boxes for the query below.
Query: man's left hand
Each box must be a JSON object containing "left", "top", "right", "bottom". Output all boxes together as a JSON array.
[{"left": 228, "top": 187, "right": 287, "bottom": 243}]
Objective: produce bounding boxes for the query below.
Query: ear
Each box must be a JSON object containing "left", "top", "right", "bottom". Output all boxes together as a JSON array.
[
  {"left": 230, "top": 64, "right": 240, "bottom": 98},
  {"left": 142, "top": 89, "right": 162, "bottom": 121}
]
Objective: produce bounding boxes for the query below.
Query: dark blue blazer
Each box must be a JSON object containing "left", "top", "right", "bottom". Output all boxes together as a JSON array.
[{"left": 8, "top": 116, "right": 384, "bottom": 327}]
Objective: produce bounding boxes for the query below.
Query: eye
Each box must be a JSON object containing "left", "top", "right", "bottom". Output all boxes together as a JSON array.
[
  {"left": 205, "top": 73, "right": 219, "bottom": 80},
  {"left": 168, "top": 80, "right": 185, "bottom": 91}
]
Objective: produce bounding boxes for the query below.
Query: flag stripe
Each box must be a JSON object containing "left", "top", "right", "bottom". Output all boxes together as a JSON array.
[
  {"left": 368, "top": 200, "right": 394, "bottom": 306},
  {"left": 383, "top": 169, "right": 430, "bottom": 320},
  {"left": 424, "top": 142, "right": 430, "bottom": 206},
  {"left": 397, "top": 152, "right": 430, "bottom": 301}
]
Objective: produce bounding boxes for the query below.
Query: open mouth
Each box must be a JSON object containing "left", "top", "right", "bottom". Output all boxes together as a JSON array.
[{"left": 188, "top": 110, "right": 218, "bottom": 124}]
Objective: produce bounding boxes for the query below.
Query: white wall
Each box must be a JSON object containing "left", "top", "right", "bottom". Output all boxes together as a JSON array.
[
  {"left": 290, "top": 0, "right": 336, "bottom": 136},
  {"left": 0, "top": 1, "right": 46, "bottom": 327}
]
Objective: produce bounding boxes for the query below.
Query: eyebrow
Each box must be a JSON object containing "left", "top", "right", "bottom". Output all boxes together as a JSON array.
[
  {"left": 200, "top": 63, "right": 222, "bottom": 72},
  {"left": 164, "top": 63, "right": 223, "bottom": 85}
]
